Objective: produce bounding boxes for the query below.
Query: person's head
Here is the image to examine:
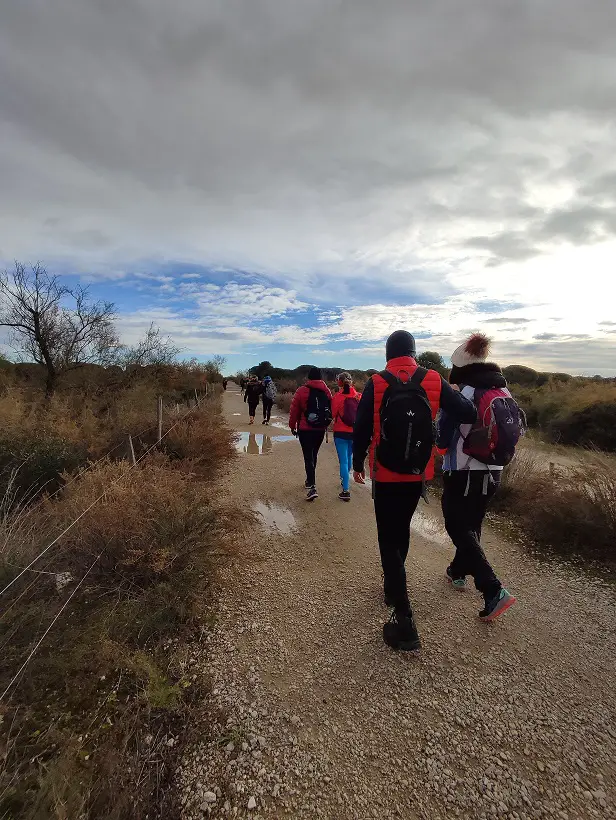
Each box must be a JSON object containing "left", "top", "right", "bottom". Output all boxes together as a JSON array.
[
  {"left": 336, "top": 371, "right": 353, "bottom": 395},
  {"left": 263, "top": 375, "right": 272, "bottom": 383},
  {"left": 307, "top": 366, "right": 321, "bottom": 381},
  {"left": 449, "top": 333, "right": 492, "bottom": 383},
  {"left": 385, "top": 330, "right": 416, "bottom": 361}
]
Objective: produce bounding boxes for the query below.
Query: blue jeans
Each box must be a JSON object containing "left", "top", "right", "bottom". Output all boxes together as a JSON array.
[{"left": 334, "top": 436, "right": 353, "bottom": 491}]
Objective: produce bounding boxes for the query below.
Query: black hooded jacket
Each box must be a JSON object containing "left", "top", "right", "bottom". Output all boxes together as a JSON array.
[{"left": 436, "top": 362, "right": 507, "bottom": 450}]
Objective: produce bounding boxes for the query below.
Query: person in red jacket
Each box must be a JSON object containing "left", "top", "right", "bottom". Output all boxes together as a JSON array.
[
  {"left": 353, "top": 330, "right": 477, "bottom": 652},
  {"left": 289, "top": 367, "right": 333, "bottom": 501},
  {"left": 330, "top": 372, "right": 361, "bottom": 502}
]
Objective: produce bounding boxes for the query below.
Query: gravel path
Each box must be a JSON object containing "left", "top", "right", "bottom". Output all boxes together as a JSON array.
[{"left": 178, "top": 386, "right": 616, "bottom": 820}]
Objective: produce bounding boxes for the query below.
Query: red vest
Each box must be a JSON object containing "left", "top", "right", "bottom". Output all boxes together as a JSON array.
[{"left": 370, "top": 356, "right": 442, "bottom": 482}]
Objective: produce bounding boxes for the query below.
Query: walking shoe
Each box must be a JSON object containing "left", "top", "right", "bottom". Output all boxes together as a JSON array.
[
  {"left": 338, "top": 490, "right": 351, "bottom": 502},
  {"left": 446, "top": 566, "right": 467, "bottom": 591},
  {"left": 479, "top": 588, "right": 516, "bottom": 622},
  {"left": 306, "top": 486, "right": 318, "bottom": 502},
  {"left": 383, "top": 611, "right": 421, "bottom": 652}
]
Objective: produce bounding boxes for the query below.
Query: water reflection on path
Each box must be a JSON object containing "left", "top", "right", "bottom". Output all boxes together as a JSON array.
[
  {"left": 253, "top": 501, "right": 296, "bottom": 535},
  {"left": 235, "top": 432, "right": 295, "bottom": 455}
]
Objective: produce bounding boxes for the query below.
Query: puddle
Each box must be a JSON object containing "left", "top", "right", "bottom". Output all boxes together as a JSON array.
[
  {"left": 412, "top": 510, "right": 448, "bottom": 546},
  {"left": 254, "top": 501, "right": 296, "bottom": 535},
  {"left": 235, "top": 432, "right": 295, "bottom": 454}
]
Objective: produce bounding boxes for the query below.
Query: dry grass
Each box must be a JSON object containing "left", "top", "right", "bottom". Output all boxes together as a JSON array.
[
  {"left": 0, "top": 396, "right": 239, "bottom": 819},
  {"left": 494, "top": 450, "right": 616, "bottom": 568},
  {"left": 275, "top": 392, "right": 293, "bottom": 414}
]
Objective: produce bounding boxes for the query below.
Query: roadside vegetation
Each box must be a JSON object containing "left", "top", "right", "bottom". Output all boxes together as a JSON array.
[
  {"left": 0, "top": 361, "right": 239, "bottom": 819},
  {"left": 0, "top": 263, "right": 241, "bottom": 818}
]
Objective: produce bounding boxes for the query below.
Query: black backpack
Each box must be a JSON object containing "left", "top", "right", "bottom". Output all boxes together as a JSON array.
[
  {"left": 305, "top": 388, "right": 333, "bottom": 428},
  {"left": 376, "top": 368, "right": 435, "bottom": 475}
]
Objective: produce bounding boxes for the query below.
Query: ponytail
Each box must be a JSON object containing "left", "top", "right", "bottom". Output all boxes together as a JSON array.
[{"left": 343, "top": 383, "right": 351, "bottom": 394}]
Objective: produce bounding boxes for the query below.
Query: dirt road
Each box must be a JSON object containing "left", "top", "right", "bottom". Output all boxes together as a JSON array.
[{"left": 178, "top": 385, "right": 616, "bottom": 820}]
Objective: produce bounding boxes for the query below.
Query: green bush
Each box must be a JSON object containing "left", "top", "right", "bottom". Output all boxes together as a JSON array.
[
  {"left": 550, "top": 402, "right": 616, "bottom": 451},
  {"left": 0, "top": 434, "right": 88, "bottom": 506}
]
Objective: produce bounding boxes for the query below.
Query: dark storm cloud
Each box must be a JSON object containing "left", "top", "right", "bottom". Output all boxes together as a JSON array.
[{"left": 1, "top": 0, "right": 616, "bottom": 281}]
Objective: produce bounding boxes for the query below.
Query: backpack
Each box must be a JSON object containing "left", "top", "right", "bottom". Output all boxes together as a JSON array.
[
  {"left": 265, "top": 381, "right": 277, "bottom": 401},
  {"left": 340, "top": 394, "right": 359, "bottom": 428},
  {"left": 462, "top": 388, "right": 526, "bottom": 467},
  {"left": 376, "top": 368, "right": 435, "bottom": 475},
  {"left": 305, "top": 388, "right": 333, "bottom": 428}
]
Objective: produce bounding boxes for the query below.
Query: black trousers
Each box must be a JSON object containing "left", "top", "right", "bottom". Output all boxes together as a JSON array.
[
  {"left": 441, "top": 471, "right": 501, "bottom": 600},
  {"left": 374, "top": 481, "right": 423, "bottom": 616},
  {"left": 262, "top": 397, "right": 274, "bottom": 421},
  {"left": 297, "top": 430, "right": 325, "bottom": 487},
  {"left": 247, "top": 401, "right": 259, "bottom": 417}
]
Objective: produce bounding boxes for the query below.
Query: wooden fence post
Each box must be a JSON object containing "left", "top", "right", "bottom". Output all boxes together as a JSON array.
[
  {"left": 127, "top": 434, "right": 137, "bottom": 466},
  {"left": 194, "top": 388, "right": 199, "bottom": 407},
  {"left": 157, "top": 396, "right": 163, "bottom": 443}
]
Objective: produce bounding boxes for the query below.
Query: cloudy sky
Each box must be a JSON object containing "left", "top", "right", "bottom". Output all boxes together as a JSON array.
[{"left": 2, "top": 0, "right": 616, "bottom": 374}]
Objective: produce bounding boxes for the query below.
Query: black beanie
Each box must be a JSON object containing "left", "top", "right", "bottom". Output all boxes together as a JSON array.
[
  {"left": 307, "top": 366, "right": 321, "bottom": 380},
  {"left": 385, "top": 330, "right": 416, "bottom": 361}
]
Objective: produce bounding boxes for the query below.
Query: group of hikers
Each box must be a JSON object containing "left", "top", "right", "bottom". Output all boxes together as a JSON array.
[
  {"left": 240, "top": 375, "right": 278, "bottom": 425},
  {"left": 278, "top": 329, "right": 522, "bottom": 653}
]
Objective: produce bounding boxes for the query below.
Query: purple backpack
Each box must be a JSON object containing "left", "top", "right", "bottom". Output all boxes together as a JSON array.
[{"left": 340, "top": 395, "right": 359, "bottom": 428}]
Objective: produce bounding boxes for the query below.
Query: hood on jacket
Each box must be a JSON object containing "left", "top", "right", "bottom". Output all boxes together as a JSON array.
[
  {"left": 305, "top": 379, "right": 332, "bottom": 395},
  {"left": 449, "top": 361, "right": 506, "bottom": 389}
]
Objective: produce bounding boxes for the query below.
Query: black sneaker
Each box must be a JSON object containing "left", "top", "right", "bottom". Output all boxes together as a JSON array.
[
  {"left": 306, "top": 486, "right": 318, "bottom": 502},
  {"left": 338, "top": 490, "right": 351, "bottom": 502},
  {"left": 383, "top": 611, "right": 421, "bottom": 652}
]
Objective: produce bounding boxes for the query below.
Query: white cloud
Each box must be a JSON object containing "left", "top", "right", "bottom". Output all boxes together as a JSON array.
[{"left": 2, "top": 2, "right": 616, "bottom": 372}]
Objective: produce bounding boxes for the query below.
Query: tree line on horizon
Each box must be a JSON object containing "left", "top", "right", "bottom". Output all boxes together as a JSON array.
[{"left": 241, "top": 355, "right": 615, "bottom": 388}]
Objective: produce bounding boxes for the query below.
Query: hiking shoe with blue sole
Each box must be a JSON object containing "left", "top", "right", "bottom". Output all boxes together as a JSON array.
[
  {"left": 446, "top": 566, "right": 467, "bottom": 591},
  {"left": 479, "top": 588, "right": 516, "bottom": 622}
]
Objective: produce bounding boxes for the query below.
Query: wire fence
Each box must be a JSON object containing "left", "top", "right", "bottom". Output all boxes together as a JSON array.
[{"left": 0, "top": 384, "right": 222, "bottom": 700}]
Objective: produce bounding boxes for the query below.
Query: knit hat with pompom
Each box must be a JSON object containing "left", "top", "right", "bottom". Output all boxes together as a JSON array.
[{"left": 451, "top": 333, "right": 491, "bottom": 368}]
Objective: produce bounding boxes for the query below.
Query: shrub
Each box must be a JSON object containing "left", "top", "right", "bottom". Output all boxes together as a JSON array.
[
  {"left": 493, "top": 451, "right": 616, "bottom": 567},
  {"left": 0, "top": 433, "right": 87, "bottom": 507},
  {"left": 0, "top": 447, "right": 241, "bottom": 818},
  {"left": 550, "top": 402, "right": 616, "bottom": 451},
  {"left": 275, "top": 392, "right": 293, "bottom": 413}
]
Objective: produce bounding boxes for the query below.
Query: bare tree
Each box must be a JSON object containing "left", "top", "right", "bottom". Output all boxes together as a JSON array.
[
  {"left": 0, "top": 262, "right": 119, "bottom": 395},
  {"left": 120, "top": 322, "right": 180, "bottom": 368}
]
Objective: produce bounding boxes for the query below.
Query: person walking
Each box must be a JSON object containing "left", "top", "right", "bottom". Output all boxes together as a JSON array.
[
  {"left": 244, "top": 377, "right": 263, "bottom": 424},
  {"left": 262, "top": 376, "right": 277, "bottom": 425},
  {"left": 222, "top": 379, "right": 228, "bottom": 391},
  {"left": 437, "top": 334, "right": 520, "bottom": 622},
  {"left": 353, "top": 330, "right": 477, "bottom": 652},
  {"left": 289, "top": 367, "right": 332, "bottom": 501},
  {"left": 330, "top": 372, "right": 361, "bottom": 502}
]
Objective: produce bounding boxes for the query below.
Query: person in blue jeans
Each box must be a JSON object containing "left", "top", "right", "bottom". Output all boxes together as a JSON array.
[{"left": 330, "top": 372, "right": 362, "bottom": 501}]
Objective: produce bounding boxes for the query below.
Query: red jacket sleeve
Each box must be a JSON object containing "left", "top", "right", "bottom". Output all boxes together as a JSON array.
[{"left": 289, "top": 387, "right": 304, "bottom": 431}]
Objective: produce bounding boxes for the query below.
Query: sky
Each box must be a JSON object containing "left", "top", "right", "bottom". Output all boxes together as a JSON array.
[{"left": 1, "top": 1, "right": 616, "bottom": 375}]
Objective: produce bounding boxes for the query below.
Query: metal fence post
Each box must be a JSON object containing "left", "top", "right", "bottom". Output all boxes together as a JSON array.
[{"left": 157, "top": 396, "right": 163, "bottom": 443}]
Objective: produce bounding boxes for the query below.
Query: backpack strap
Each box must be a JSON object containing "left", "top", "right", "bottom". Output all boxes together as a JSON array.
[
  {"left": 410, "top": 366, "right": 428, "bottom": 386},
  {"left": 380, "top": 366, "right": 428, "bottom": 389}
]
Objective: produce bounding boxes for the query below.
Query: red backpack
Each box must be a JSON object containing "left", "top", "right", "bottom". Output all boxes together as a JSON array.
[{"left": 462, "top": 387, "right": 526, "bottom": 466}]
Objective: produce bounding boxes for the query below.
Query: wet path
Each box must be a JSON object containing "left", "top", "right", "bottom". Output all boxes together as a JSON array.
[{"left": 178, "top": 383, "right": 616, "bottom": 820}]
